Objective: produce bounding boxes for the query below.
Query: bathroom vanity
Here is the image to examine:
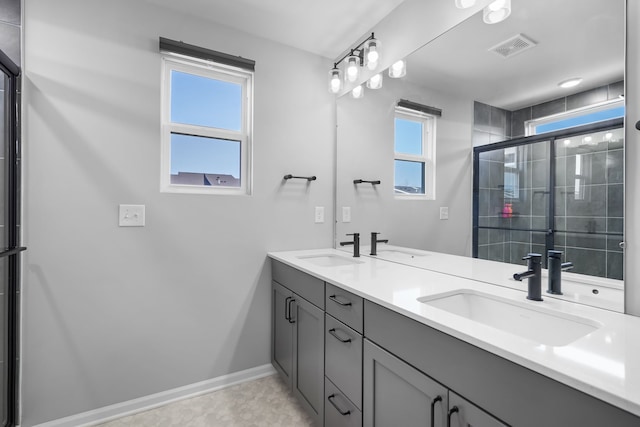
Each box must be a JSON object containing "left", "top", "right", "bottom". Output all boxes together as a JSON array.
[{"left": 269, "top": 249, "right": 640, "bottom": 427}]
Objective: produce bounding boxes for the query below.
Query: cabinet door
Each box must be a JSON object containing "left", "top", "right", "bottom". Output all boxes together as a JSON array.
[
  {"left": 272, "top": 281, "right": 293, "bottom": 386},
  {"left": 292, "top": 295, "right": 325, "bottom": 426},
  {"left": 448, "top": 392, "right": 508, "bottom": 427},
  {"left": 363, "top": 339, "right": 448, "bottom": 427}
]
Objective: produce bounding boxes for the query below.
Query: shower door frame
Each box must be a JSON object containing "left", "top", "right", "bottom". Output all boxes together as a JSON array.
[
  {"left": 472, "top": 118, "right": 624, "bottom": 269},
  {"left": 0, "top": 48, "right": 22, "bottom": 427}
]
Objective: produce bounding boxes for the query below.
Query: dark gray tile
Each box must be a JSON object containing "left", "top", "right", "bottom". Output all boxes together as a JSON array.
[
  {"left": 511, "top": 215, "right": 531, "bottom": 229},
  {"left": 531, "top": 160, "right": 549, "bottom": 188},
  {"left": 0, "top": 0, "right": 20, "bottom": 25},
  {"left": 531, "top": 244, "right": 546, "bottom": 258},
  {"left": 489, "top": 228, "right": 506, "bottom": 244},
  {"left": 565, "top": 232, "right": 606, "bottom": 250},
  {"left": 510, "top": 229, "right": 531, "bottom": 244},
  {"left": 479, "top": 160, "right": 491, "bottom": 188},
  {"left": 531, "top": 216, "right": 546, "bottom": 230},
  {"left": 479, "top": 148, "right": 504, "bottom": 162},
  {"left": 608, "top": 81, "right": 624, "bottom": 100},
  {"left": 477, "top": 229, "right": 489, "bottom": 245},
  {"left": 474, "top": 101, "right": 492, "bottom": 132},
  {"left": 606, "top": 149, "right": 624, "bottom": 184},
  {"left": 554, "top": 187, "right": 568, "bottom": 216},
  {"left": 567, "top": 86, "right": 608, "bottom": 110},
  {"left": 607, "top": 217, "right": 623, "bottom": 233},
  {"left": 487, "top": 243, "right": 505, "bottom": 262},
  {"left": 589, "top": 152, "right": 607, "bottom": 185},
  {"left": 607, "top": 184, "right": 624, "bottom": 217},
  {"left": 607, "top": 136, "right": 624, "bottom": 150},
  {"left": 531, "top": 189, "right": 549, "bottom": 216},
  {"left": 607, "top": 251, "right": 623, "bottom": 280},
  {"left": 478, "top": 216, "right": 491, "bottom": 227},
  {"left": 555, "top": 155, "right": 567, "bottom": 187},
  {"left": 509, "top": 243, "right": 531, "bottom": 264},
  {"left": 510, "top": 107, "right": 531, "bottom": 138},
  {"left": 554, "top": 231, "right": 567, "bottom": 248},
  {"left": 489, "top": 161, "right": 505, "bottom": 189},
  {"left": 478, "top": 189, "right": 491, "bottom": 216},
  {"left": 606, "top": 235, "right": 624, "bottom": 252},
  {"left": 477, "top": 245, "right": 489, "bottom": 260},
  {"left": 511, "top": 189, "right": 531, "bottom": 217},
  {"left": 566, "top": 185, "right": 606, "bottom": 217},
  {"left": 531, "top": 231, "right": 546, "bottom": 245},
  {"left": 565, "top": 248, "right": 606, "bottom": 277},
  {"left": 531, "top": 141, "right": 549, "bottom": 161},
  {"left": 490, "top": 106, "right": 509, "bottom": 136},
  {"left": 532, "top": 98, "right": 566, "bottom": 119},
  {"left": 489, "top": 189, "right": 504, "bottom": 216},
  {"left": 490, "top": 133, "right": 509, "bottom": 144},
  {"left": 565, "top": 217, "right": 606, "bottom": 233},
  {"left": 554, "top": 217, "right": 567, "bottom": 232}
]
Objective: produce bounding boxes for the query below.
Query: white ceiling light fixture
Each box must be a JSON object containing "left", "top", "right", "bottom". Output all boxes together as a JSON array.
[
  {"left": 483, "top": 0, "right": 511, "bottom": 24},
  {"left": 364, "top": 35, "right": 381, "bottom": 70},
  {"left": 367, "top": 73, "right": 383, "bottom": 89},
  {"left": 328, "top": 67, "right": 343, "bottom": 94},
  {"left": 389, "top": 59, "right": 407, "bottom": 78},
  {"left": 455, "top": 0, "right": 477, "bottom": 9},
  {"left": 345, "top": 53, "right": 360, "bottom": 82},
  {"left": 558, "top": 77, "right": 583, "bottom": 89}
]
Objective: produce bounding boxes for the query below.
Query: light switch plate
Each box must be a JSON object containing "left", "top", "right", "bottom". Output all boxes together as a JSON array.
[
  {"left": 315, "top": 206, "right": 325, "bottom": 223},
  {"left": 342, "top": 207, "right": 351, "bottom": 223},
  {"left": 439, "top": 207, "right": 449, "bottom": 220},
  {"left": 119, "top": 204, "right": 145, "bottom": 227}
]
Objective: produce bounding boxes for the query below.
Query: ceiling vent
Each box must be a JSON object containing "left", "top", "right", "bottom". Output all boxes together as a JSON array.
[{"left": 489, "top": 34, "right": 537, "bottom": 59}]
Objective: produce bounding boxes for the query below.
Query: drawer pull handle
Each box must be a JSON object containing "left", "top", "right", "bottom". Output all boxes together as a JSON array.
[
  {"left": 284, "top": 297, "right": 291, "bottom": 321},
  {"left": 287, "top": 298, "right": 296, "bottom": 323},
  {"left": 430, "top": 396, "right": 442, "bottom": 427},
  {"left": 328, "top": 328, "right": 352, "bottom": 343},
  {"left": 447, "top": 406, "right": 459, "bottom": 427},
  {"left": 329, "top": 294, "right": 352, "bottom": 306},
  {"left": 328, "top": 394, "right": 351, "bottom": 416}
]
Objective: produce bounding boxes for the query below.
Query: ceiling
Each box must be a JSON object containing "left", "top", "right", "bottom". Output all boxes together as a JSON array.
[
  {"left": 406, "top": 0, "right": 624, "bottom": 110},
  {"left": 146, "top": 0, "right": 406, "bottom": 59}
]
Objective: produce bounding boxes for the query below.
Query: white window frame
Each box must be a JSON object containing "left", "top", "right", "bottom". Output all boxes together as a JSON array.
[
  {"left": 525, "top": 98, "right": 624, "bottom": 136},
  {"left": 394, "top": 107, "right": 436, "bottom": 200},
  {"left": 160, "top": 55, "right": 253, "bottom": 195}
]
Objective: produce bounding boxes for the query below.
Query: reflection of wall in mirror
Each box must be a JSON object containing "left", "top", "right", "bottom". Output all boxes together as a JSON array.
[{"left": 336, "top": 76, "right": 475, "bottom": 256}]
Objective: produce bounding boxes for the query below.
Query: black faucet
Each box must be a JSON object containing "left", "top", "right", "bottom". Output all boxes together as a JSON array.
[
  {"left": 513, "top": 253, "right": 543, "bottom": 301},
  {"left": 547, "top": 250, "right": 573, "bottom": 295},
  {"left": 339, "top": 233, "right": 360, "bottom": 257},
  {"left": 370, "top": 232, "right": 389, "bottom": 256}
]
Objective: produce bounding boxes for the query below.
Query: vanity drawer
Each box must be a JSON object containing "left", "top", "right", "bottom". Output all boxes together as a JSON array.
[
  {"left": 271, "top": 259, "right": 324, "bottom": 309},
  {"left": 325, "top": 314, "right": 362, "bottom": 409},
  {"left": 325, "top": 377, "right": 362, "bottom": 427},
  {"left": 325, "top": 282, "right": 363, "bottom": 333}
]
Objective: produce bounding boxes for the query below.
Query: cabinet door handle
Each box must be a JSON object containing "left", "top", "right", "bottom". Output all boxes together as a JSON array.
[
  {"left": 284, "top": 296, "right": 291, "bottom": 321},
  {"left": 327, "top": 394, "right": 351, "bottom": 416},
  {"left": 328, "top": 328, "right": 352, "bottom": 343},
  {"left": 329, "top": 294, "right": 352, "bottom": 306},
  {"left": 430, "top": 396, "right": 443, "bottom": 427},
  {"left": 287, "top": 298, "right": 296, "bottom": 323},
  {"left": 447, "top": 406, "right": 459, "bottom": 427}
]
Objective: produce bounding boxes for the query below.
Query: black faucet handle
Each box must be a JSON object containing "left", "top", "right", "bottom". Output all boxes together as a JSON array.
[{"left": 347, "top": 232, "right": 360, "bottom": 237}]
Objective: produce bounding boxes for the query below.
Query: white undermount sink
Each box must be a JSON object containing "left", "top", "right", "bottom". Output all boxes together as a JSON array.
[
  {"left": 297, "top": 254, "right": 364, "bottom": 267},
  {"left": 418, "top": 290, "right": 601, "bottom": 346}
]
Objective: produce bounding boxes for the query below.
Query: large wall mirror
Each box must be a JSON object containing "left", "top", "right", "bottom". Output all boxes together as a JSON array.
[{"left": 336, "top": 0, "right": 624, "bottom": 295}]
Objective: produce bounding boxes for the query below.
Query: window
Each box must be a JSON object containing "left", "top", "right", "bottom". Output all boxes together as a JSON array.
[
  {"left": 161, "top": 54, "right": 253, "bottom": 194},
  {"left": 526, "top": 99, "right": 624, "bottom": 136},
  {"left": 394, "top": 108, "right": 436, "bottom": 199}
]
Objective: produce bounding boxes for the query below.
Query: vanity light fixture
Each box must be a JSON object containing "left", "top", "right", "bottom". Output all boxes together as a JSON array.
[
  {"left": 328, "top": 33, "right": 381, "bottom": 94},
  {"left": 351, "top": 85, "right": 364, "bottom": 99},
  {"left": 483, "top": 0, "right": 511, "bottom": 24},
  {"left": 329, "top": 66, "right": 343, "bottom": 94},
  {"left": 389, "top": 59, "right": 407, "bottom": 78},
  {"left": 367, "top": 73, "right": 383, "bottom": 89},
  {"left": 558, "top": 77, "right": 583, "bottom": 89},
  {"left": 455, "top": 0, "right": 477, "bottom": 8}
]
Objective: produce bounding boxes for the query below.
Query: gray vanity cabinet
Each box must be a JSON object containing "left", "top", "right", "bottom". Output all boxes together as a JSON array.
[
  {"left": 363, "top": 339, "right": 448, "bottom": 427},
  {"left": 448, "top": 392, "right": 507, "bottom": 427},
  {"left": 271, "top": 261, "right": 325, "bottom": 426}
]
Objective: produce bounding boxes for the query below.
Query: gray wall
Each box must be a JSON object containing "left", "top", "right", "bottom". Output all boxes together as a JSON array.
[
  {"left": 336, "top": 77, "right": 474, "bottom": 256},
  {"left": 22, "top": 1, "right": 334, "bottom": 425}
]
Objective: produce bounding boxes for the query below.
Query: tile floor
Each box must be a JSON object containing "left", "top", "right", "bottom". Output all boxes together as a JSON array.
[{"left": 96, "top": 374, "right": 314, "bottom": 427}]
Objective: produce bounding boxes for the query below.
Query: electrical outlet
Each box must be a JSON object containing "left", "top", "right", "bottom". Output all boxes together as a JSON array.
[
  {"left": 342, "top": 207, "right": 351, "bottom": 223},
  {"left": 439, "top": 207, "right": 449, "bottom": 220},
  {"left": 315, "top": 206, "right": 325, "bottom": 223},
  {"left": 119, "top": 204, "right": 146, "bottom": 227}
]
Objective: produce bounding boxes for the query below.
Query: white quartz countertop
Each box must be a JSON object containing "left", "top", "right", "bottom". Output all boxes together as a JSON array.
[{"left": 268, "top": 248, "right": 640, "bottom": 418}]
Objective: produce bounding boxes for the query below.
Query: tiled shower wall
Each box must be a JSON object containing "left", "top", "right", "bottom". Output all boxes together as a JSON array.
[{"left": 474, "top": 82, "right": 624, "bottom": 279}]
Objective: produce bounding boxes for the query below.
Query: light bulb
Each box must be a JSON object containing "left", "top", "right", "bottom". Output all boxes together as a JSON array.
[
  {"left": 351, "top": 85, "right": 364, "bottom": 99},
  {"left": 455, "top": 0, "right": 476, "bottom": 8},
  {"left": 364, "top": 37, "right": 381, "bottom": 71},
  {"left": 389, "top": 59, "right": 406, "bottom": 78},
  {"left": 483, "top": 0, "right": 511, "bottom": 24},
  {"left": 367, "top": 73, "right": 383, "bottom": 90},
  {"left": 328, "top": 68, "right": 342, "bottom": 94},
  {"left": 346, "top": 55, "right": 359, "bottom": 82}
]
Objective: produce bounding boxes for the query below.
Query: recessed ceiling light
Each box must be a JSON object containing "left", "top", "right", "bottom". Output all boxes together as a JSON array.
[{"left": 558, "top": 78, "right": 583, "bottom": 89}]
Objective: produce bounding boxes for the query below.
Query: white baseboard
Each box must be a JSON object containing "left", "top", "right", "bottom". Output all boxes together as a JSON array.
[{"left": 31, "top": 364, "right": 276, "bottom": 427}]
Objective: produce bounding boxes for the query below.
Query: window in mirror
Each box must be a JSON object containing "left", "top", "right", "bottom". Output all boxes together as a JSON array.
[
  {"left": 394, "top": 108, "right": 436, "bottom": 199},
  {"left": 526, "top": 100, "right": 624, "bottom": 136}
]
